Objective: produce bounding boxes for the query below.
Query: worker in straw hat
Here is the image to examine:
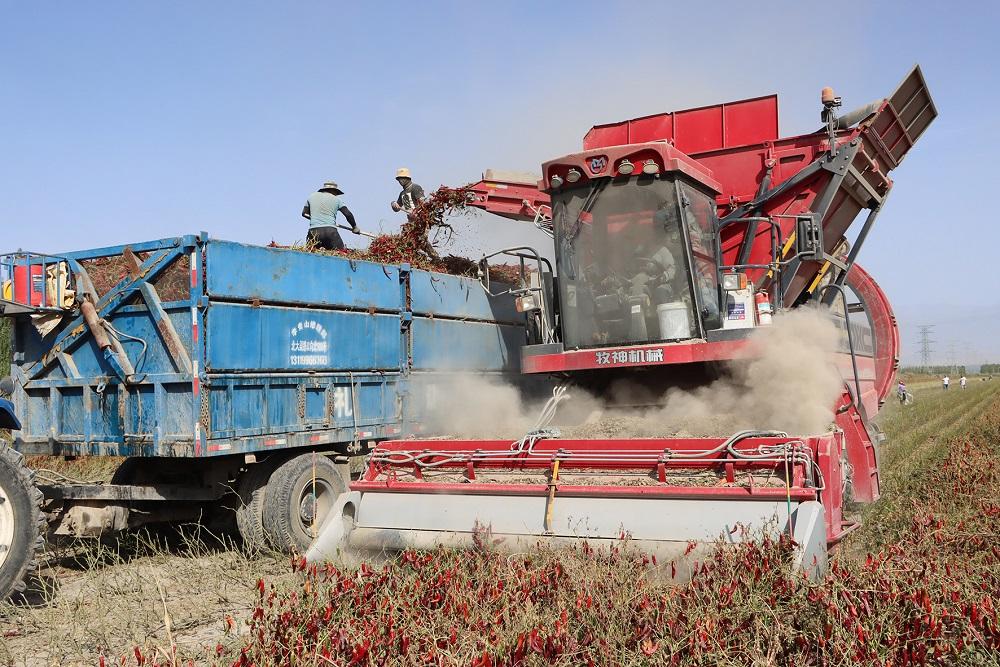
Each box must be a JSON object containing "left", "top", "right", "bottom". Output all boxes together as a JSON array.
[
  {"left": 390, "top": 168, "right": 425, "bottom": 214},
  {"left": 301, "top": 181, "right": 360, "bottom": 251}
]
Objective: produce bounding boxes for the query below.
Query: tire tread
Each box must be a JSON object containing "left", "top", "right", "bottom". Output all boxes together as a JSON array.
[{"left": 0, "top": 447, "right": 46, "bottom": 598}]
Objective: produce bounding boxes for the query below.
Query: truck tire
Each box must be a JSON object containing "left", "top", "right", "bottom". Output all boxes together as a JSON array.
[
  {"left": 0, "top": 447, "right": 45, "bottom": 599},
  {"left": 261, "top": 453, "right": 345, "bottom": 554},
  {"left": 235, "top": 462, "right": 275, "bottom": 551}
]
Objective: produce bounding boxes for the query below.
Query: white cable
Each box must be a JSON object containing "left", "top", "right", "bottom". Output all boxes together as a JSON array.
[{"left": 103, "top": 321, "right": 148, "bottom": 371}]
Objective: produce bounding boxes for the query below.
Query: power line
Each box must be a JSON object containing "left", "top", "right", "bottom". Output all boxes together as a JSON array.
[{"left": 917, "top": 324, "right": 935, "bottom": 369}]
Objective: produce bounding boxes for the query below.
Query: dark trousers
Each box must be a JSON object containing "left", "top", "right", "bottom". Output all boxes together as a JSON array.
[{"left": 307, "top": 226, "right": 345, "bottom": 251}]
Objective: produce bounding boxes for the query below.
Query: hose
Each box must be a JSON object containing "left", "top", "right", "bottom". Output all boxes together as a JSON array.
[{"left": 103, "top": 321, "right": 148, "bottom": 372}]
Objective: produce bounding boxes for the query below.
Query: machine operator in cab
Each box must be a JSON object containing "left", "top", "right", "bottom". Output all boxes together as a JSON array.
[{"left": 301, "top": 181, "right": 360, "bottom": 251}]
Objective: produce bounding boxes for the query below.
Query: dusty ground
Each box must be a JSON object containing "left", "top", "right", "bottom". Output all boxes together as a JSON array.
[{"left": 0, "top": 530, "right": 290, "bottom": 666}]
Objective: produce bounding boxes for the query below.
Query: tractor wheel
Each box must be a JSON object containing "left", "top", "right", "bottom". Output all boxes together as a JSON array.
[
  {"left": 0, "top": 447, "right": 45, "bottom": 599},
  {"left": 261, "top": 454, "right": 346, "bottom": 554},
  {"left": 234, "top": 462, "right": 276, "bottom": 551}
]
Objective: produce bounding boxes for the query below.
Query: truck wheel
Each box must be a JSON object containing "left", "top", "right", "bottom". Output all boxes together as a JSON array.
[
  {"left": 262, "top": 454, "right": 345, "bottom": 554},
  {"left": 0, "top": 447, "right": 45, "bottom": 599},
  {"left": 235, "top": 462, "right": 275, "bottom": 551}
]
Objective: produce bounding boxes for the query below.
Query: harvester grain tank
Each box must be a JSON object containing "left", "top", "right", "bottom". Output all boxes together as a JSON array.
[{"left": 308, "top": 66, "right": 937, "bottom": 578}]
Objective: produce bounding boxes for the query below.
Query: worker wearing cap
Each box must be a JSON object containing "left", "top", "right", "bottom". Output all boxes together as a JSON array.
[
  {"left": 302, "top": 181, "right": 359, "bottom": 251},
  {"left": 390, "top": 168, "right": 425, "bottom": 213}
]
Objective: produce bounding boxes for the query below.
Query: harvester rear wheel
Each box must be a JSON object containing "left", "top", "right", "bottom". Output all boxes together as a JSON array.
[
  {"left": 262, "top": 453, "right": 345, "bottom": 554},
  {"left": 0, "top": 447, "right": 45, "bottom": 599}
]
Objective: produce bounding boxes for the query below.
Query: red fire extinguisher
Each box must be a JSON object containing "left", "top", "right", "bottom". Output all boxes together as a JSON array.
[
  {"left": 754, "top": 291, "right": 772, "bottom": 325},
  {"left": 13, "top": 264, "right": 45, "bottom": 307}
]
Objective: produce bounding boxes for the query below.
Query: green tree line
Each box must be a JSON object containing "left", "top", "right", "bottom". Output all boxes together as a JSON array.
[
  {"left": 900, "top": 365, "right": 967, "bottom": 376},
  {"left": 0, "top": 318, "right": 9, "bottom": 373}
]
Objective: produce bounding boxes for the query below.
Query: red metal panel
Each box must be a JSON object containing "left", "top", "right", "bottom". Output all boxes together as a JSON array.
[
  {"left": 813, "top": 434, "right": 845, "bottom": 541},
  {"left": 351, "top": 480, "right": 817, "bottom": 502},
  {"left": 542, "top": 142, "right": 722, "bottom": 194},
  {"left": 844, "top": 264, "right": 900, "bottom": 408},
  {"left": 674, "top": 105, "right": 724, "bottom": 154},
  {"left": 582, "top": 124, "right": 629, "bottom": 150},
  {"left": 624, "top": 113, "right": 674, "bottom": 146},
  {"left": 583, "top": 95, "right": 778, "bottom": 154},
  {"left": 833, "top": 392, "right": 880, "bottom": 503},
  {"left": 723, "top": 97, "right": 780, "bottom": 148},
  {"left": 522, "top": 339, "right": 750, "bottom": 374},
  {"left": 375, "top": 435, "right": 797, "bottom": 454},
  {"left": 467, "top": 178, "right": 549, "bottom": 223}
]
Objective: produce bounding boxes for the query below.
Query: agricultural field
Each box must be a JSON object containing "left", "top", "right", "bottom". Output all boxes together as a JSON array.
[{"left": 1, "top": 380, "right": 998, "bottom": 666}]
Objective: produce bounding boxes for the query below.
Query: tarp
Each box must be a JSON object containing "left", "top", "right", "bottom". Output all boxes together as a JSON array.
[{"left": 0, "top": 398, "right": 19, "bottom": 430}]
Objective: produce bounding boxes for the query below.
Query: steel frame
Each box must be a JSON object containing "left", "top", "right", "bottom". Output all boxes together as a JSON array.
[{"left": 355, "top": 432, "right": 850, "bottom": 542}]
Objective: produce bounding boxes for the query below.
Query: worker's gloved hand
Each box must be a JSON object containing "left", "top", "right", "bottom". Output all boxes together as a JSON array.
[
  {"left": 390, "top": 202, "right": 401, "bottom": 212},
  {"left": 351, "top": 225, "right": 360, "bottom": 234}
]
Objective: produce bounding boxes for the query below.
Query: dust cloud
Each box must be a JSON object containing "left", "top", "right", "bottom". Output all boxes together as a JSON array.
[
  {"left": 423, "top": 375, "right": 536, "bottom": 439},
  {"left": 427, "top": 308, "right": 845, "bottom": 439}
]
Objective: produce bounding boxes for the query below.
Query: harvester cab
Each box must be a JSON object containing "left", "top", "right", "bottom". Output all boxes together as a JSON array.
[
  {"left": 307, "top": 66, "right": 936, "bottom": 578},
  {"left": 547, "top": 145, "right": 723, "bottom": 350},
  {"left": 475, "top": 66, "right": 935, "bottom": 389}
]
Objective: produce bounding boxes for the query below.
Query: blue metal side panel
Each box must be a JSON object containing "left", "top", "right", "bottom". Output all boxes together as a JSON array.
[
  {"left": 204, "top": 372, "right": 402, "bottom": 448},
  {"left": 53, "top": 307, "right": 194, "bottom": 378},
  {"left": 205, "top": 303, "right": 401, "bottom": 371},
  {"left": 410, "top": 318, "right": 524, "bottom": 371},
  {"left": 10, "top": 244, "right": 198, "bottom": 455},
  {"left": 410, "top": 270, "right": 520, "bottom": 323},
  {"left": 14, "top": 381, "right": 194, "bottom": 456},
  {"left": 14, "top": 306, "right": 193, "bottom": 381},
  {"left": 205, "top": 241, "right": 401, "bottom": 311}
]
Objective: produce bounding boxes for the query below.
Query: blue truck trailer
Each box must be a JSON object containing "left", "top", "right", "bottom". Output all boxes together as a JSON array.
[{"left": 0, "top": 234, "right": 537, "bottom": 596}]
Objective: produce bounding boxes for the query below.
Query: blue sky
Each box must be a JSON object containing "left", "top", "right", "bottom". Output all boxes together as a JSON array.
[{"left": 1, "top": 1, "right": 996, "bottom": 365}]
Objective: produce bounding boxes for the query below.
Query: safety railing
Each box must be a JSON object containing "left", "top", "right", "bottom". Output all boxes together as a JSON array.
[{"left": 0, "top": 251, "right": 74, "bottom": 313}]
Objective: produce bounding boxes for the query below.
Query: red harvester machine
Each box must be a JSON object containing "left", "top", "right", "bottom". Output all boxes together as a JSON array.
[{"left": 309, "top": 67, "right": 935, "bottom": 577}]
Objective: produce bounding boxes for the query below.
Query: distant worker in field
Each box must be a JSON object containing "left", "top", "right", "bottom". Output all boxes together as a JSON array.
[
  {"left": 942, "top": 375, "right": 950, "bottom": 390},
  {"left": 302, "top": 181, "right": 360, "bottom": 251},
  {"left": 390, "top": 168, "right": 425, "bottom": 214},
  {"left": 897, "top": 380, "right": 907, "bottom": 404},
  {"left": 960, "top": 375, "right": 967, "bottom": 389}
]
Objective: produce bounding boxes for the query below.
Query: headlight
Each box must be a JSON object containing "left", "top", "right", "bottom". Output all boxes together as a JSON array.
[
  {"left": 722, "top": 273, "right": 748, "bottom": 291},
  {"left": 515, "top": 295, "right": 539, "bottom": 313}
]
